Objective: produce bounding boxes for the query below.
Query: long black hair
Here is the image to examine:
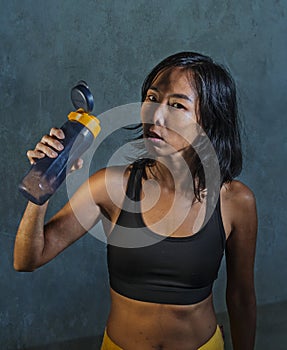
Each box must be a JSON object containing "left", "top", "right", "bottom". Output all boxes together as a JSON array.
[{"left": 132, "top": 52, "right": 242, "bottom": 199}]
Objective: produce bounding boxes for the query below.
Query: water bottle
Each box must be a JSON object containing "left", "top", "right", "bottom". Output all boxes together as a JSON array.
[{"left": 19, "top": 81, "right": 100, "bottom": 205}]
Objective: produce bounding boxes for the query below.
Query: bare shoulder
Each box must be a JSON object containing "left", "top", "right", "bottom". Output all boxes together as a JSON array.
[
  {"left": 222, "top": 180, "right": 256, "bottom": 206},
  {"left": 220, "top": 180, "right": 257, "bottom": 239},
  {"left": 88, "top": 164, "right": 132, "bottom": 215},
  {"left": 90, "top": 164, "right": 132, "bottom": 188}
]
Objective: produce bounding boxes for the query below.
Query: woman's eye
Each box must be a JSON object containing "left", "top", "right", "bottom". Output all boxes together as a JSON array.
[
  {"left": 146, "top": 95, "right": 157, "bottom": 102},
  {"left": 171, "top": 102, "right": 185, "bottom": 109}
]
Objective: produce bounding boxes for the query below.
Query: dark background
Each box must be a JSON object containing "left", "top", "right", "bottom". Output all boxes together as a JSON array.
[{"left": 1, "top": 0, "right": 286, "bottom": 349}]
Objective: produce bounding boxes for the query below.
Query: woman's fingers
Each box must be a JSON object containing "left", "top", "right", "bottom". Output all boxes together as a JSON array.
[
  {"left": 26, "top": 149, "right": 45, "bottom": 164},
  {"left": 40, "top": 134, "right": 64, "bottom": 152},
  {"left": 50, "top": 127, "right": 65, "bottom": 140},
  {"left": 26, "top": 128, "right": 65, "bottom": 164},
  {"left": 70, "top": 158, "right": 84, "bottom": 173},
  {"left": 36, "top": 141, "right": 59, "bottom": 157},
  {"left": 27, "top": 128, "right": 83, "bottom": 174},
  {"left": 27, "top": 142, "right": 58, "bottom": 164}
]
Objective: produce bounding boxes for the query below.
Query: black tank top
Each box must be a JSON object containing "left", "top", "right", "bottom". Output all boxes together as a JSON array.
[{"left": 107, "top": 160, "right": 226, "bottom": 305}]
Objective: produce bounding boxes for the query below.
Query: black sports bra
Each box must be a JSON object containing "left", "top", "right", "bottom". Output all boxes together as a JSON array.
[{"left": 107, "top": 160, "right": 226, "bottom": 305}]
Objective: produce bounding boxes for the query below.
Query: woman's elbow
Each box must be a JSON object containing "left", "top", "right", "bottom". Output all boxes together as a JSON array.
[
  {"left": 13, "top": 259, "right": 38, "bottom": 272},
  {"left": 226, "top": 287, "right": 257, "bottom": 308}
]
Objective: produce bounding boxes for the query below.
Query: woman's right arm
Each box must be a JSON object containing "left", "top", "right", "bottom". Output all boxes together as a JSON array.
[{"left": 14, "top": 127, "right": 103, "bottom": 271}]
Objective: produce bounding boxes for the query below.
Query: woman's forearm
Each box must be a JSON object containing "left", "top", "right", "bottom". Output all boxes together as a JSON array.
[
  {"left": 227, "top": 297, "right": 256, "bottom": 350},
  {"left": 14, "top": 201, "right": 49, "bottom": 271}
]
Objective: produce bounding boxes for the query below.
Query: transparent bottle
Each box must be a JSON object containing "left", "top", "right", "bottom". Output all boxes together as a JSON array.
[{"left": 18, "top": 82, "right": 100, "bottom": 205}]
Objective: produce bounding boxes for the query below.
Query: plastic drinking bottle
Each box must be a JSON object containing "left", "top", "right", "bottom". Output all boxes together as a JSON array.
[{"left": 18, "top": 81, "right": 100, "bottom": 205}]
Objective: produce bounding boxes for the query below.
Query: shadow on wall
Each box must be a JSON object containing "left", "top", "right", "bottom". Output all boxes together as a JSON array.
[{"left": 29, "top": 334, "right": 103, "bottom": 350}]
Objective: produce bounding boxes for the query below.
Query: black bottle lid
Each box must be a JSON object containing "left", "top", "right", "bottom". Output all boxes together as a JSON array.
[{"left": 70, "top": 81, "right": 94, "bottom": 113}]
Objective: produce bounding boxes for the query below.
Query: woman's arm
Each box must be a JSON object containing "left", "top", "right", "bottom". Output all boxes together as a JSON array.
[
  {"left": 14, "top": 127, "right": 104, "bottom": 271},
  {"left": 14, "top": 170, "right": 104, "bottom": 271},
  {"left": 224, "top": 181, "right": 258, "bottom": 350}
]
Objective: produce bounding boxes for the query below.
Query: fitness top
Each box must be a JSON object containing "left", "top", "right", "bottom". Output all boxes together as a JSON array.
[{"left": 107, "top": 160, "right": 226, "bottom": 305}]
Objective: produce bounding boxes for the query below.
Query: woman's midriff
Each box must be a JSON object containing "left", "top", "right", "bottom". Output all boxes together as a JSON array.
[{"left": 106, "top": 288, "right": 218, "bottom": 350}]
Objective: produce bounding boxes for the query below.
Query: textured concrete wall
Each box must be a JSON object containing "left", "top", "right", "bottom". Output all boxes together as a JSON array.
[{"left": 0, "top": 0, "right": 286, "bottom": 348}]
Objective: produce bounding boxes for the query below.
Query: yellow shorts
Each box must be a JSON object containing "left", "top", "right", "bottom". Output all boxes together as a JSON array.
[{"left": 100, "top": 325, "right": 224, "bottom": 349}]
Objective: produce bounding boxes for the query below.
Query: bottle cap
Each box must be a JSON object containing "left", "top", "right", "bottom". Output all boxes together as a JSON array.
[
  {"left": 71, "top": 81, "right": 94, "bottom": 113},
  {"left": 68, "top": 109, "right": 101, "bottom": 138}
]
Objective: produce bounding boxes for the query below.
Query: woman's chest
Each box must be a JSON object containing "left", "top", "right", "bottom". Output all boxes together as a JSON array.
[{"left": 141, "top": 187, "right": 206, "bottom": 237}]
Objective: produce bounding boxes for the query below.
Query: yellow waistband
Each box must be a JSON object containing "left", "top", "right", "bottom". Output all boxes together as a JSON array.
[
  {"left": 198, "top": 325, "right": 224, "bottom": 349},
  {"left": 100, "top": 325, "right": 224, "bottom": 350}
]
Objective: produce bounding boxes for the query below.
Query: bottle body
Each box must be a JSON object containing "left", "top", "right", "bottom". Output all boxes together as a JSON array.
[{"left": 19, "top": 120, "right": 94, "bottom": 205}]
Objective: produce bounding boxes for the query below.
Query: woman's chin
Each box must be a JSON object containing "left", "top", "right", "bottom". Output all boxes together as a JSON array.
[{"left": 144, "top": 140, "right": 179, "bottom": 158}]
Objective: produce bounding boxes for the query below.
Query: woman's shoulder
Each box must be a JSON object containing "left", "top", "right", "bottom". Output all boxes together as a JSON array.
[
  {"left": 86, "top": 164, "right": 132, "bottom": 207},
  {"left": 89, "top": 164, "right": 132, "bottom": 188},
  {"left": 221, "top": 180, "right": 257, "bottom": 238},
  {"left": 221, "top": 179, "right": 256, "bottom": 206},
  {"left": 89, "top": 158, "right": 149, "bottom": 185}
]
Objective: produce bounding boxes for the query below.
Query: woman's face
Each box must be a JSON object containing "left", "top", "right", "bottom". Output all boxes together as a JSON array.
[{"left": 141, "top": 67, "right": 200, "bottom": 158}]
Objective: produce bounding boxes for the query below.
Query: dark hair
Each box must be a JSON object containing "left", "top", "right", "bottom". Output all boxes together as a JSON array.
[{"left": 138, "top": 51, "right": 242, "bottom": 198}]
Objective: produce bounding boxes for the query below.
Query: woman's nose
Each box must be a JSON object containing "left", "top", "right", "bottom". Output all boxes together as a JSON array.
[
  {"left": 144, "top": 102, "right": 165, "bottom": 126},
  {"left": 153, "top": 104, "right": 166, "bottom": 125}
]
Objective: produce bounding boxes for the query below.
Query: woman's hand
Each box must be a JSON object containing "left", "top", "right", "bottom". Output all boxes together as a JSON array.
[
  {"left": 26, "top": 127, "right": 83, "bottom": 171},
  {"left": 26, "top": 127, "right": 65, "bottom": 164}
]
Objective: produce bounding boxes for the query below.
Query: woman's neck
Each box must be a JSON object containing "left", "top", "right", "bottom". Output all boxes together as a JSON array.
[{"left": 147, "top": 153, "right": 196, "bottom": 195}]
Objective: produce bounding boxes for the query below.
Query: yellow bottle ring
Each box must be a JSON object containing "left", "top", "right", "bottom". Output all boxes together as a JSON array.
[{"left": 68, "top": 109, "right": 101, "bottom": 138}]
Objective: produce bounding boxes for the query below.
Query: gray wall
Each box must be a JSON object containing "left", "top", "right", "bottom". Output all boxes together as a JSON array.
[{"left": 0, "top": 0, "right": 286, "bottom": 349}]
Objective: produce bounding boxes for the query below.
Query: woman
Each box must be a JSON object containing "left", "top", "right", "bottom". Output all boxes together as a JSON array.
[{"left": 14, "top": 52, "right": 257, "bottom": 350}]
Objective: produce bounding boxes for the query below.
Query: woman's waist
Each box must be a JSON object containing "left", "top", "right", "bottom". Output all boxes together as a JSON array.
[{"left": 106, "top": 288, "right": 217, "bottom": 349}]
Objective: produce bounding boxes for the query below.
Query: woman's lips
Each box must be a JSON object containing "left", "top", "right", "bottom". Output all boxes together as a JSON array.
[
  {"left": 145, "top": 131, "right": 164, "bottom": 145},
  {"left": 145, "top": 130, "right": 163, "bottom": 140},
  {"left": 148, "top": 137, "right": 164, "bottom": 144}
]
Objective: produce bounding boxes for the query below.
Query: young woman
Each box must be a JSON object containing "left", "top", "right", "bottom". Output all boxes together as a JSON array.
[{"left": 14, "top": 52, "right": 257, "bottom": 350}]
